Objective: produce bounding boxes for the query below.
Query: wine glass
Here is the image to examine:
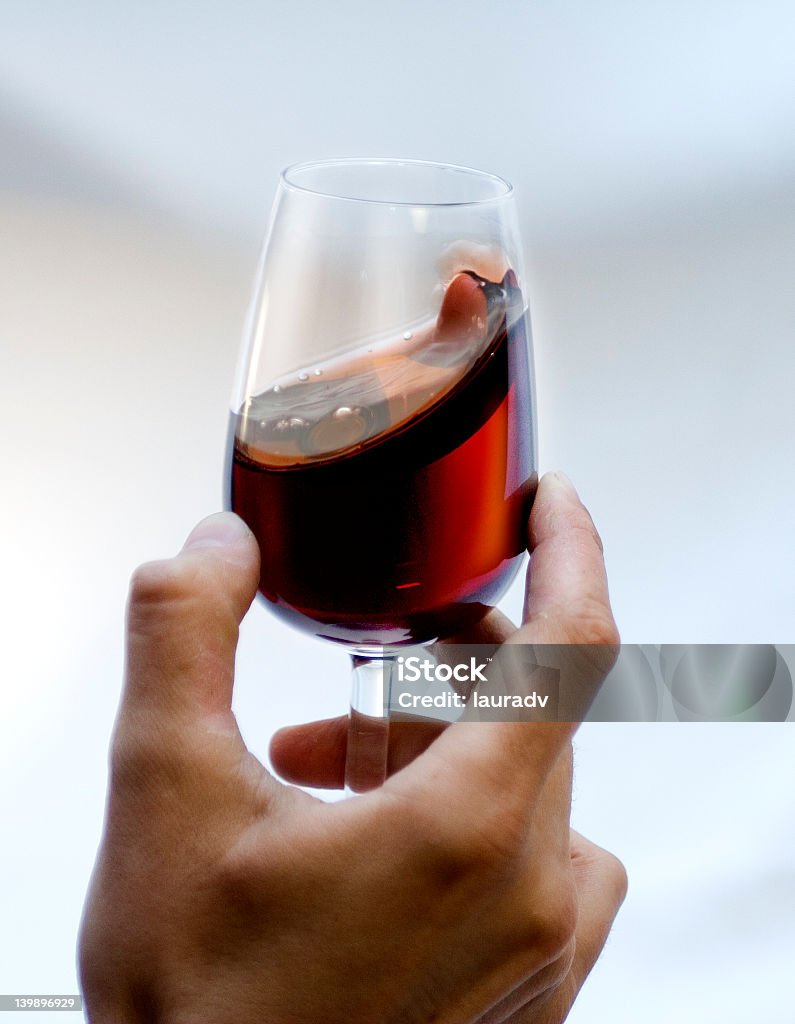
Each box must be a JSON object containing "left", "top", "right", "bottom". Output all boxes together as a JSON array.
[{"left": 226, "top": 158, "right": 537, "bottom": 791}]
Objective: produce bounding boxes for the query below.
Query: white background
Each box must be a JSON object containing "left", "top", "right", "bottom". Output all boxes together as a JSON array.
[{"left": 1, "top": 2, "right": 793, "bottom": 1021}]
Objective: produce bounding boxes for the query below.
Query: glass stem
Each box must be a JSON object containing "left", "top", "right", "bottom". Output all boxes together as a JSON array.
[{"left": 345, "top": 654, "right": 394, "bottom": 793}]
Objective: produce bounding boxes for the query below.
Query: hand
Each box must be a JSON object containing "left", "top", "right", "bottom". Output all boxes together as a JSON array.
[{"left": 79, "top": 472, "right": 626, "bottom": 1024}]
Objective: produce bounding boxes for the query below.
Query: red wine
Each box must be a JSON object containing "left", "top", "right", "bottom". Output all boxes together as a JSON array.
[{"left": 228, "top": 270, "right": 536, "bottom": 646}]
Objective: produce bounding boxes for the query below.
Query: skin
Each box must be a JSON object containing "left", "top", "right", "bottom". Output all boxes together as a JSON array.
[{"left": 79, "top": 471, "right": 626, "bottom": 1024}]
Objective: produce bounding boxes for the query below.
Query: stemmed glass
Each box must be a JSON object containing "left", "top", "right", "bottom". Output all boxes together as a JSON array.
[{"left": 227, "top": 158, "right": 537, "bottom": 791}]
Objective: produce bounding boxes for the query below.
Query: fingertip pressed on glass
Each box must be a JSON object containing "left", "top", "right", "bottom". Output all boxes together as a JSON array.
[{"left": 226, "top": 158, "right": 537, "bottom": 790}]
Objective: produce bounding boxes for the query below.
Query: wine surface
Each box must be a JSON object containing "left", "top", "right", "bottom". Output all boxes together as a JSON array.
[{"left": 229, "top": 270, "right": 536, "bottom": 646}]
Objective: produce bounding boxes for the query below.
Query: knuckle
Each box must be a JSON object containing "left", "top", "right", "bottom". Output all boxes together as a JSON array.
[
  {"left": 128, "top": 558, "right": 178, "bottom": 605},
  {"left": 128, "top": 557, "right": 207, "bottom": 611},
  {"left": 516, "top": 873, "right": 579, "bottom": 961},
  {"left": 601, "top": 849, "right": 629, "bottom": 904},
  {"left": 564, "top": 601, "right": 620, "bottom": 651},
  {"left": 570, "top": 517, "right": 605, "bottom": 555},
  {"left": 544, "top": 887, "right": 579, "bottom": 954},
  {"left": 127, "top": 556, "right": 237, "bottom": 648}
]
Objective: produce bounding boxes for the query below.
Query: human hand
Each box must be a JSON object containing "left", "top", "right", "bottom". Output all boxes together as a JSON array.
[{"left": 79, "top": 472, "right": 626, "bottom": 1024}]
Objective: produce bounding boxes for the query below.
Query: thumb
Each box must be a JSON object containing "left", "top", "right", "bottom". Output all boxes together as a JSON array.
[{"left": 121, "top": 513, "right": 260, "bottom": 723}]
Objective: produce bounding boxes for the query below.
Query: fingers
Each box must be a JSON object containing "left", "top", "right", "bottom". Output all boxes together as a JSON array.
[
  {"left": 280, "top": 473, "right": 616, "bottom": 822},
  {"left": 519, "top": 472, "right": 617, "bottom": 649},
  {"left": 567, "top": 830, "right": 627, "bottom": 993},
  {"left": 269, "top": 610, "right": 515, "bottom": 790},
  {"left": 486, "top": 830, "right": 626, "bottom": 1024},
  {"left": 270, "top": 716, "right": 445, "bottom": 788},
  {"left": 121, "top": 513, "right": 260, "bottom": 724},
  {"left": 393, "top": 473, "right": 618, "bottom": 822},
  {"left": 270, "top": 717, "right": 348, "bottom": 788},
  {"left": 272, "top": 608, "right": 517, "bottom": 791}
]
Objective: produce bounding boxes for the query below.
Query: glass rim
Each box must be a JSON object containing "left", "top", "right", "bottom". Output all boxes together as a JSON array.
[{"left": 280, "top": 157, "right": 514, "bottom": 208}]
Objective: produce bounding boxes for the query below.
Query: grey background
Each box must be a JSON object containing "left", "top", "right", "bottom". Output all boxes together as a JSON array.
[{"left": 1, "top": 3, "right": 793, "bottom": 1022}]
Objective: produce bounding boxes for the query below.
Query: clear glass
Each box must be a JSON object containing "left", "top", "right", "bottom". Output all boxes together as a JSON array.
[{"left": 226, "top": 158, "right": 538, "bottom": 791}]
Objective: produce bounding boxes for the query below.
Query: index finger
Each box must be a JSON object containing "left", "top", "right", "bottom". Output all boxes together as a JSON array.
[{"left": 393, "top": 472, "right": 618, "bottom": 818}]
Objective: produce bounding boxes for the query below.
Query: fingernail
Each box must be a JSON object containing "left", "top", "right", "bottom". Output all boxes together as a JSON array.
[
  {"left": 182, "top": 512, "right": 253, "bottom": 551},
  {"left": 546, "top": 471, "right": 580, "bottom": 499}
]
